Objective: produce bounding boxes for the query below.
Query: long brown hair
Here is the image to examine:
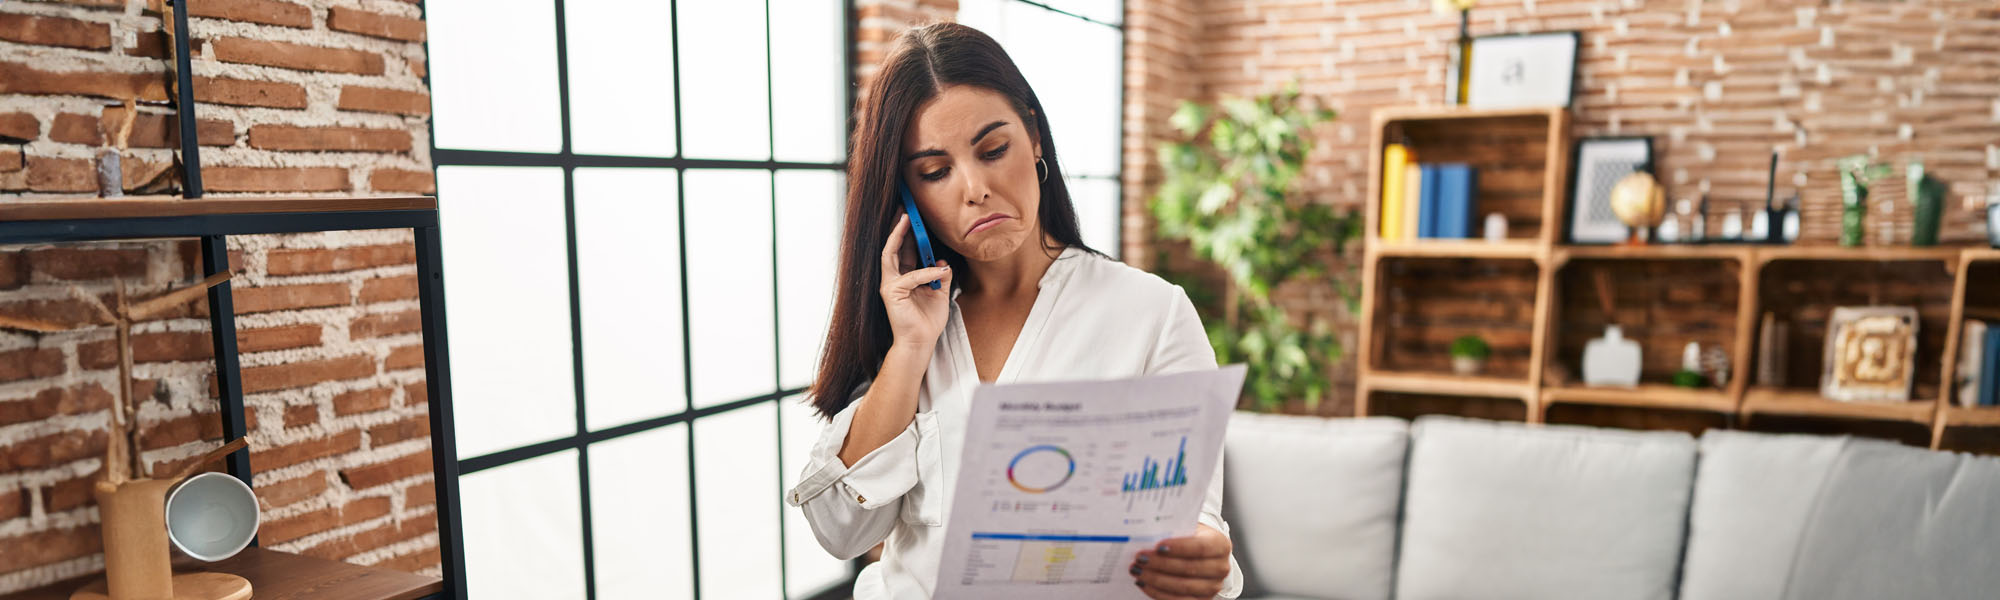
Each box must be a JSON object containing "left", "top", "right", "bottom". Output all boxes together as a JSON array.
[{"left": 809, "top": 22, "right": 1098, "bottom": 418}]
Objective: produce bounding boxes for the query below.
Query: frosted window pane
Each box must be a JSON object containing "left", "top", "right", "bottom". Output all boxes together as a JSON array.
[
  {"left": 685, "top": 170, "right": 775, "bottom": 407},
  {"left": 462, "top": 451, "right": 585, "bottom": 600},
  {"left": 566, "top": 0, "right": 677, "bottom": 157},
  {"left": 590, "top": 426, "right": 693, "bottom": 600},
  {"left": 769, "top": 0, "right": 845, "bottom": 164},
  {"left": 676, "top": 0, "right": 770, "bottom": 161},
  {"left": 781, "top": 396, "right": 849, "bottom": 597},
  {"left": 438, "top": 167, "right": 576, "bottom": 458},
  {"left": 1066, "top": 177, "right": 1121, "bottom": 259},
  {"left": 576, "top": 168, "right": 687, "bottom": 428},
  {"left": 1036, "top": 0, "right": 1123, "bottom": 24},
  {"left": 694, "top": 403, "right": 781, "bottom": 599},
  {"left": 1002, "top": 3, "right": 1121, "bottom": 178},
  {"left": 429, "top": 0, "right": 562, "bottom": 153},
  {"left": 776, "top": 171, "right": 841, "bottom": 390},
  {"left": 957, "top": 0, "right": 1005, "bottom": 32}
]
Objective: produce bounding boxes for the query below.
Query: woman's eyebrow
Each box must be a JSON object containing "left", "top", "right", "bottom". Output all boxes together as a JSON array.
[
  {"left": 968, "top": 120, "right": 1008, "bottom": 145},
  {"left": 901, "top": 121, "right": 1010, "bottom": 162}
]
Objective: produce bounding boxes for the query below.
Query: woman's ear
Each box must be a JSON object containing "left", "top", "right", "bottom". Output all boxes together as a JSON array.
[{"left": 1027, "top": 109, "right": 1042, "bottom": 158}]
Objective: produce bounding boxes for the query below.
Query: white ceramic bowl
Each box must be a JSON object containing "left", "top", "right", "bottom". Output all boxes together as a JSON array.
[{"left": 165, "top": 472, "right": 260, "bottom": 562}]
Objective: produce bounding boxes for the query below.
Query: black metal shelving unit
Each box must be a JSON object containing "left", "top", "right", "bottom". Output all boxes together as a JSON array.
[
  {"left": 0, "top": 199, "right": 465, "bottom": 600},
  {"left": 0, "top": 2, "right": 468, "bottom": 596}
]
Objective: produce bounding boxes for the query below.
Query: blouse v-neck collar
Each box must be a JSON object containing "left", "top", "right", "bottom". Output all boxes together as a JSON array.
[{"left": 948, "top": 246, "right": 1087, "bottom": 385}]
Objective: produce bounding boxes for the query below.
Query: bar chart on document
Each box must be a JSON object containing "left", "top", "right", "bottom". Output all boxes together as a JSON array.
[{"left": 936, "top": 366, "right": 1243, "bottom": 598}]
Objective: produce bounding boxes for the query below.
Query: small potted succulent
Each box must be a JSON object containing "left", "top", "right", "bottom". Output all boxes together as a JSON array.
[{"left": 1450, "top": 334, "right": 1490, "bottom": 376}]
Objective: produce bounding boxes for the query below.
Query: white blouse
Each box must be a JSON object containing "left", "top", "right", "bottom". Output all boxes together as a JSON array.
[{"left": 785, "top": 246, "right": 1244, "bottom": 599}]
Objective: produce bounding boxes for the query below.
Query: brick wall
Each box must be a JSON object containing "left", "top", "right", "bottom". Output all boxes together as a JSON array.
[
  {"left": 1123, "top": 0, "right": 2000, "bottom": 415},
  {"left": 1, "top": 0, "right": 436, "bottom": 592}
]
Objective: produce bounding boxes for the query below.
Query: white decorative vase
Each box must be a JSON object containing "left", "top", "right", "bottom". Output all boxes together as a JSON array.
[{"left": 1582, "top": 325, "right": 1642, "bottom": 387}]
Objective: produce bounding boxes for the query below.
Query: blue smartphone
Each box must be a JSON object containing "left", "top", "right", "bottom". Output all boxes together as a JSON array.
[{"left": 897, "top": 179, "right": 943, "bottom": 290}]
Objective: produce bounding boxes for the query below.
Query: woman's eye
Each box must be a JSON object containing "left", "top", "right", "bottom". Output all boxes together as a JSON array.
[
  {"left": 982, "top": 144, "right": 1009, "bottom": 160},
  {"left": 919, "top": 168, "right": 949, "bottom": 181}
]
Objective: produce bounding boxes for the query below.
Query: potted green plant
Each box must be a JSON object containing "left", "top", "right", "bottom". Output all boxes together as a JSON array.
[
  {"left": 1151, "top": 83, "right": 1361, "bottom": 411},
  {"left": 1450, "top": 335, "right": 1490, "bottom": 376}
]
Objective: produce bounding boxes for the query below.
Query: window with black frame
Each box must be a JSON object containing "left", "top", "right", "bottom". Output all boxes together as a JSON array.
[{"left": 423, "top": 1, "right": 850, "bottom": 598}]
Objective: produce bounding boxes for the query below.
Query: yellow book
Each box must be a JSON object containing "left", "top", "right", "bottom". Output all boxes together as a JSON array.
[{"left": 1381, "top": 144, "right": 1411, "bottom": 240}]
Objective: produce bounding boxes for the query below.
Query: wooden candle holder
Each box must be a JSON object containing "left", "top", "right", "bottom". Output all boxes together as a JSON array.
[{"left": 68, "top": 480, "right": 250, "bottom": 600}]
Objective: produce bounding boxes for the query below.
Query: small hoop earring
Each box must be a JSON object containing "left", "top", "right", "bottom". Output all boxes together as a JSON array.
[{"left": 1035, "top": 157, "right": 1049, "bottom": 183}]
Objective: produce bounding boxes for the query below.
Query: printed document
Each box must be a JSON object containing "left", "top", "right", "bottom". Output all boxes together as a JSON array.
[{"left": 934, "top": 365, "right": 1246, "bottom": 599}]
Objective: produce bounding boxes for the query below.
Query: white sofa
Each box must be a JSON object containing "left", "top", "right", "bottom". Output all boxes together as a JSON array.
[{"left": 1222, "top": 413, "right": 2000, "bottom": 600}]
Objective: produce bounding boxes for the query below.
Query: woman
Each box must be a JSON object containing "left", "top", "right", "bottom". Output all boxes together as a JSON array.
[{"left": 785, "top": 23, "right": 1242, "bottom": 600}]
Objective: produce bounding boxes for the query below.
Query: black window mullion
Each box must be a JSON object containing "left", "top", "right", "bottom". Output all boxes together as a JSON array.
[
  {"left": 665, "top": 2, "right": 703, "bottom": 599},
  {"left": 547, "top": 0, "right": 598, "bottom": 597},
  {"left": 762, "top": 0, "right": 795, "bottom": 597}
]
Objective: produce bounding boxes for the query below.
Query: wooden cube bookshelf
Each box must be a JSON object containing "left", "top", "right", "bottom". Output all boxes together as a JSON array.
[{"left": 1355, "top": 105, "right": 2000, "bottom": 453}]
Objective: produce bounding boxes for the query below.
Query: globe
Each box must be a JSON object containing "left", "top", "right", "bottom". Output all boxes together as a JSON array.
[{"left": 1609, "top": 171, "right": 1666, "bottom": 229}]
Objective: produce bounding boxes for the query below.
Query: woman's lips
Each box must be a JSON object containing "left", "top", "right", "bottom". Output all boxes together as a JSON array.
[{"left": 967, "top": 214, "right": 1012, "bottom": 235}]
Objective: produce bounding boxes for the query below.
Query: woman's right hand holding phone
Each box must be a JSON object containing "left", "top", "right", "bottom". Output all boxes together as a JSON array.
[
  {"left": 879, "top": 213, "right": 953, "bottom": 349},
  {"left": 839, "top": 213, "right": 952, "bottom": 467}
]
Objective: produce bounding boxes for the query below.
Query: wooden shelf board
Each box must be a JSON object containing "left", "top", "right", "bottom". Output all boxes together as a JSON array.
[
  {"left": 1962, "top": 248, "right": 2000, "bottom": 263},
  {"left": 0, "top": 548, "right": 442, "bottom": 600},
  {"left": 0, "top": 195, "right": 436, "bottom": 221},
  {"left": 1753, "top": 245, "right": 1970, "bottom": 265},
  {"left": 1555, "top": 244, "right": 1754, "bottom": 262},
  {"left": 1369, "top": 239, "right": 1541, "bottom": 260},
  {"left": 1363, "top": 370, "right": 1536, "bottom": 400},
  {"left": 1373, "top": 105, "right": 1565, "bottom": 124},
  {"left": 1542, "top": 384, "right": 1736, "bottom": 413},
  {"left": 1940, "top": 406, "right": 2000, "bottom": 427},
  {"left": 1741, "top": 387, "right": 1936, "bottom": 423}
]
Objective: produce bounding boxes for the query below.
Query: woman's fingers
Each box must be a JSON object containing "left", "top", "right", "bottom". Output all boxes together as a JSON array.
[
  {"left": 1154, "top": 532, "right": 1231, "bottom": 559},
  {"left": 1134, "top": 570, "right": 1223, "bottom": 600},
  {"left": 880, "top": 213, "right": 910, "bottom": 276},
  {"left": 1132, "top": 552, "right": 1230, "bottom": 580},
  {"left": 882, "top": 262, "right": 950, "bottom": 295}
]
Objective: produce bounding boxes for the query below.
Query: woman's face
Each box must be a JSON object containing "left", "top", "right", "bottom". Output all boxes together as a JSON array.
[{"left": 899, "top": 85, "right": 1043, "bottom": 262}]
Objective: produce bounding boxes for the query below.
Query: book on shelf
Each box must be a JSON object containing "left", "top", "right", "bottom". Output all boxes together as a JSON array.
[
  {"left": 1434, "top": 164, "right": 1478, "bottom": 239},
  {"left": 1387, "top": 159, "right": 1480, "bottom": 241},
  {"left": 1959, "top": 320, "right": 1986, "bottom": 408},
  {"left": 1981, "top": 322, "right": 2000, "bottom": 408},
  {"left": 1381, "top": 143, "right": 1411, "bottom": 241},
  {"left": 1418, "top": 164, "right": 1440, "bottom": 239},
  {"left": 1402, "top": 163, "right": 1421, "bottom": 241}
]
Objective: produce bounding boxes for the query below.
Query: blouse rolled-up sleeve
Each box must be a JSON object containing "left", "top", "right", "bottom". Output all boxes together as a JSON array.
[
  {"left": 785, "top": 380, "right": 923, "bottom": 559},
  {"left": 1147, "top": 285, "right": 1245, "bottom": 599}
]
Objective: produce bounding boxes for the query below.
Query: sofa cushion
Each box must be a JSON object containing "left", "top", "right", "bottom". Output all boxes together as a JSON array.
[
  {"left": 1223, "top": 413, "right": 1408, "bottom": 600},
  {"left": 1678, "top": 430, "right": 1858, "bottom": 600},
  {"left": 1395, "top": 416, "right": 1696, "bottom": 600},
  {"left": 1780, "top": 442, "right": 2000, "bottom": 600}
]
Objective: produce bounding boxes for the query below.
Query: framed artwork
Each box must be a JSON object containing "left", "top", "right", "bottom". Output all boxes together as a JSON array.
[
  {"left": 1567, "top": 137, "right": 1653, "bottom": 245},
  {"left": 1466, "top": 31, "right": 1580, "bottom": 109},
  {"left": 1820, "top": 306, "right": 1920, "bottom": 403}
]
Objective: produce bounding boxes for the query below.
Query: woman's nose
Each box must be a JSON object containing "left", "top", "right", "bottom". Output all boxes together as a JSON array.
[{"left": 959, "top": 169, "right": 989, "bottom": 206}]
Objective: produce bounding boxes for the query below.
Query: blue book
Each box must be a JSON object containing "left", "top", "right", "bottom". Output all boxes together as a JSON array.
[
  {"left": 1417, "top": 164, "right": 1440, "bottom": 238},
  {"left": 1983, "top": 325, "right": 2000, "bottom": 407},
  {"left": 1435, "top": 164, "right": 1478, "bottom": 239}
]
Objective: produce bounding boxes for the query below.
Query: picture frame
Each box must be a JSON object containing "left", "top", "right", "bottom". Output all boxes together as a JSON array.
[
  {"left": 1566, "top": 136, "right": 1653, "bottom": 245},
  {"left": 1466, "top": 31, "right": 1581, "bottom": 109},
  {"left": 1820, "top": 306, "right": 1920, "bottom": 403}
]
